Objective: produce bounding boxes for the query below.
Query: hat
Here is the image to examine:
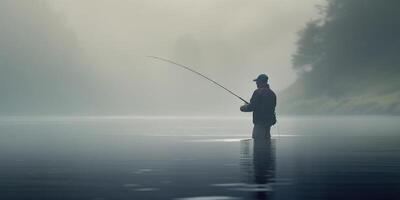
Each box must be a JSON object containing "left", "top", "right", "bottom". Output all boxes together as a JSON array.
[{"left": 253, "top": 74, "right": 268, "bottom": 82}]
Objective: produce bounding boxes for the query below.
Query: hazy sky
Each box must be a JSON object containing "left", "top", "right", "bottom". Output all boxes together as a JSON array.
[
  {"left": 49, "top": 0, "right": 323, "bottom": 88},
  {"left": 0, "top": 0, "right": 325, "bottom": 115}
]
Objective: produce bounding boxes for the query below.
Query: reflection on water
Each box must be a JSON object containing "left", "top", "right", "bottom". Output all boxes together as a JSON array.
[
  {"left": 0, "top": 116, "right": 400, "bottom": 199},
  {"left": 252, "top": 139, "right": 275, "bottom": 199},
  {"left": 240, "top": 139, "right": 275, "bottom": 199}
]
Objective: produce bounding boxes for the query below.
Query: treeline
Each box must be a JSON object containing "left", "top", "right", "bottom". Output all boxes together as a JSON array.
[
  {"left": 0, "top": 1, "right": 97, "bottom": 114},
  {"left": 281, "top": 0, "right": 400, "bottom": 114}
]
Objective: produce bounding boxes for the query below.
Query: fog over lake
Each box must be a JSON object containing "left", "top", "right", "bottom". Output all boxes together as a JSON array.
[
  {"left": 2, "top": 1, "right": 400, "bottom": 200},
  {"left": 1, "top": 0, "right": 323, "bottom": 115}
]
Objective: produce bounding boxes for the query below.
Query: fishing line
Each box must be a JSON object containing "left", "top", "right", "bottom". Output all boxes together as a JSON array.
[{"left": 276, "top": 121, "right": 280, "bottom": 139}]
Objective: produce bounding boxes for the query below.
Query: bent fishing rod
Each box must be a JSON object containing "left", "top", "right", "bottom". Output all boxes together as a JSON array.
[{"left": 147, "top": 56, "right": 249, "bottom": 104}]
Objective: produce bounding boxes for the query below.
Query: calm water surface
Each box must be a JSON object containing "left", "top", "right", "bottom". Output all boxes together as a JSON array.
[{"left": 0, "top": 116, "right": 399, "bottom": 200}]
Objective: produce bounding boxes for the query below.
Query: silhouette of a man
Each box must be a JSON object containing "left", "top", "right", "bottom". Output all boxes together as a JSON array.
[{"left": 240, "top": 74, "right": 276, "bottom": 139}]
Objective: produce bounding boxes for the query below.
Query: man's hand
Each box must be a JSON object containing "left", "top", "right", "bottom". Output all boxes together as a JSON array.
[{"left": 240, "top": 104, "right": 248, "bottom": 112}]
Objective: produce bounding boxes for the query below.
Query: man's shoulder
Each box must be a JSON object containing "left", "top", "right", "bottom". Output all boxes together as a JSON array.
[
  {"left": 255, "top": 87, "right": 275, "bottom": 95},
  {"left": 269, "top": 88, "right": 276, "bottom": 96},
  {"left": 254, "top": 88, "right": 276, "bottom": 101},
  {"left": 253, "top": 88, "right": 263, "bottom": 96}
]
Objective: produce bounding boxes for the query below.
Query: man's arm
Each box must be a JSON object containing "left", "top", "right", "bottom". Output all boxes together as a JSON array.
[{"left": 240, "top": 90, "right": 258, "bottom": 112}]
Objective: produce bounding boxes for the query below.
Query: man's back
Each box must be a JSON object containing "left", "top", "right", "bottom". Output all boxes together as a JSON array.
[{"left": 250, "top": 86, "right": 276, "bottom": 125}]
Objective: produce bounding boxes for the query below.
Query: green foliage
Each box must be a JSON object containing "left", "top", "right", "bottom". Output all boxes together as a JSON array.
[
  {"left": 294, "top": 0, "right": 400, "bottom": 73},
  {"left": 284, "top": 0, "right": 400, "bottom": 114}
]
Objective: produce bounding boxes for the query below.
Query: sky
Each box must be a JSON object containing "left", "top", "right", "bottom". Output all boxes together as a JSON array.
[
  {"left": 48, "top": 0, "right": 323, "bottom": 89},
  {"left": 0, "top": 0, "right": 325, "bottom": 115}
]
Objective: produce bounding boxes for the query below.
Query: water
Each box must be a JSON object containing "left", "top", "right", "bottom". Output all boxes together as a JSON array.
[{"left": 0, "top": 116, "right": 399, "bottom": 200}]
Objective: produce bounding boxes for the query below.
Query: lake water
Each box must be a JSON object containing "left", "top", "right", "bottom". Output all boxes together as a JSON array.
[{"left": 0, "top": 116, "right": 399, "bottom": 200}]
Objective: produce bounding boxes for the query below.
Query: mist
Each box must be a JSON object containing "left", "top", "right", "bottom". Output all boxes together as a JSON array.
[
  {"left": 0, "top": 0, "right": 97, "bottom": 114},
  {"left": 1, "top": 0, "right": 323, "bottom": 115},
  {"left": 2, "top": 2, "right": 400, "bottom": 199},
  {"left": 281, "top": 0, "right": 400, "bottom": 115}
]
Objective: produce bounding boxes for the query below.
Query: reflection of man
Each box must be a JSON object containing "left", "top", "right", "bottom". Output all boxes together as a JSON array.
[
  {"left": 253, "top": 139, "right": 275, "bottom": 199},
  {"left": 240, "top": 74, "right": 277, "bottom": 139},
  {"left": 239, "top": 139, "right": 276, "bottom": 200}
]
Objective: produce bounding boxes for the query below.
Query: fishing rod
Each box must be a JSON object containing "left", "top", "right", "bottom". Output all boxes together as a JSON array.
[{"left": 147, "top": 56, "right": 249, "bottom": 104}]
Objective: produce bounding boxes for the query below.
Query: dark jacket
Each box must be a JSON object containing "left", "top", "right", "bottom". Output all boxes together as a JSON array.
[{"left": 243, "top": 85, "right": 276, "bottom": 125}]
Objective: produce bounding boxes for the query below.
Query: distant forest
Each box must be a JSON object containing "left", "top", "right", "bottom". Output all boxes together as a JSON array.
[
  {"left": 281, "top": 0, "right": 400, "bottom": 115},
  {"left": 0, "top": 1, "right": 97, "bottom": 115}
]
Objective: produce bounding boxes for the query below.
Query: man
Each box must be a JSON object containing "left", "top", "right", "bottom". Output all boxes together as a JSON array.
[{"left": 240, "top": 74, "right": 276, "bottom": 139}]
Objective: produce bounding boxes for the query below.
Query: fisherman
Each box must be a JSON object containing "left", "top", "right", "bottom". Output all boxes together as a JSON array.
[{"left": 240, "top": 74, "right": 276, "bottom": 139}]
